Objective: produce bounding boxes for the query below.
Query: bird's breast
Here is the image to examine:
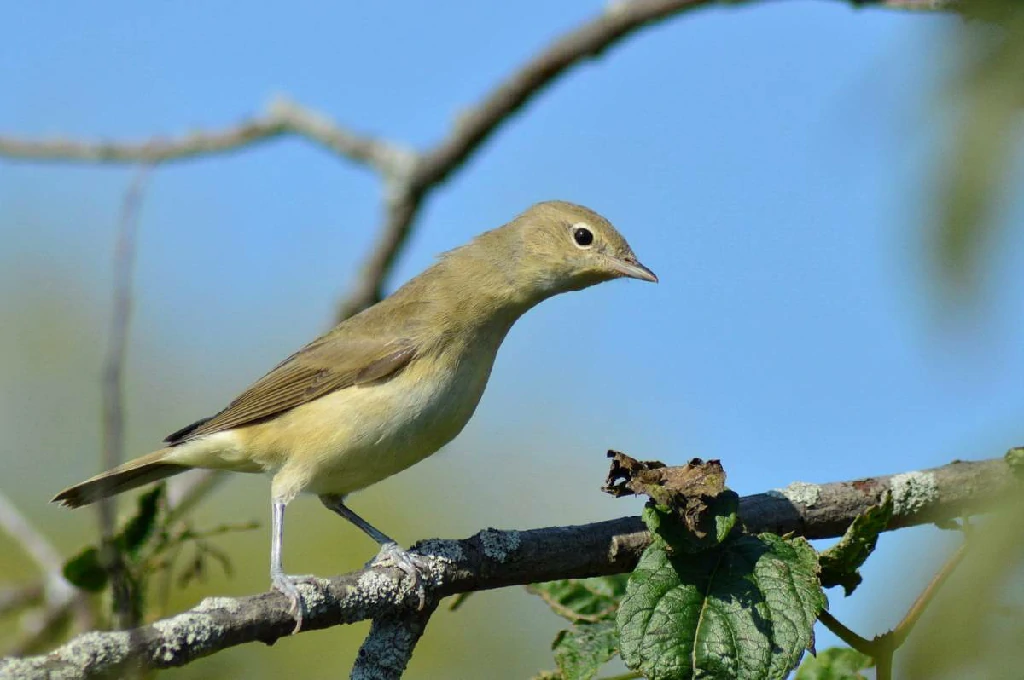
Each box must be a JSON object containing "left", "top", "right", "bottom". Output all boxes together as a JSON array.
[{"left": 273, "top": 339, "right": 501, "bottom": 495}]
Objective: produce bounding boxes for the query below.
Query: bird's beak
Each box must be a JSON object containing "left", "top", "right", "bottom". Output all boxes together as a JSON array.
[{"left": 609, "top": 255, "right": 658, "bottom": 283}]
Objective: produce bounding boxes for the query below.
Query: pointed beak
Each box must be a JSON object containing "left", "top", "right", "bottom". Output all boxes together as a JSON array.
[{"left": 609, "top": 255, "right": 658, "bottom": 283}]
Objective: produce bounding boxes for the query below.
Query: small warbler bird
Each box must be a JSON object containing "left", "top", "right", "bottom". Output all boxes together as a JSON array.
[{"left": 53, "top": 200, "right": 656, "bottom": 628}]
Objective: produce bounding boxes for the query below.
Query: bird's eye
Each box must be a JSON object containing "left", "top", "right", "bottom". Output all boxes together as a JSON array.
[{"left": 572, "top": 225, "right": 594, "bottom": 249}]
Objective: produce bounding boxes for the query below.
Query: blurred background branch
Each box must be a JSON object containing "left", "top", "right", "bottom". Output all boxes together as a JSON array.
[
  {"left": 0, "top": 0, "right": 961, "bottom": 321},
  {"left": 0, "top": 492, "right": 93, "bottom": 657},
  {"left": 97, "top": 168, "right": 150, "bottom": 631}
]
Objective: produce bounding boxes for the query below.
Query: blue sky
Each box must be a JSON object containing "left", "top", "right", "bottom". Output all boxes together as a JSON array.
[{"left": 2, "top": 1, "right": 1022, "bottom": 676}]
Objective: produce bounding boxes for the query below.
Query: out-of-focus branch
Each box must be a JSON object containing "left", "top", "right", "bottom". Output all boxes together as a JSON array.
[
  {"left": 854, "top": 0, "right": 959, "bottom": 10},
  {"left": 0, "top": 456, "right": 1013, "bottom": 679},
  {"left": 0, "top": 494, "right": 67, "bottom": 580},
  {"left": 0, "top": 97, "right": 413, "bottom": 175},
  {"left": 0, "top": 584, "right": 43, "bottom": 616},
  {"left": 818, "top": 540, "right": 970, "bottom": 680},
  {"left": 0, "top": 492, "right": 93, "bottom": 655},
  {"left": 0, "top": 0, "right": 966, "bottom": 324},
  {"left": 333, "top": 0, "right": 724, "bottom": 320},
  {"left": 97, "top": 169, "right": 150, "bottom": 631}
]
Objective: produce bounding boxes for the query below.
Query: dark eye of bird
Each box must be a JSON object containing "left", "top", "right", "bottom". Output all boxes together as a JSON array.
[{"left": 573, "top": 226, "right": 594, "bottom": 247}]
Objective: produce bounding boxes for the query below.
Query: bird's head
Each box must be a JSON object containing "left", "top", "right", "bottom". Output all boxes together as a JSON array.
[{"left": 508, "top": 200, "right": 657, "bottom": 298}]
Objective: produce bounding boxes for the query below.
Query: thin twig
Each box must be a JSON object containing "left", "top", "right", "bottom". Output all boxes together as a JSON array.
[
  {"left": 0, "top": 97, "right": 412, "bottom": 175},
  {"left": 889, "top": 542, "right": 968, "bottom": 647},
  {"left": 817, "top": 540, "right": 971, "bottom": 680},
  {"left": 853, "top": 0, "right": 960, "bottom": 10},
  {"left": 817, "top": 610, "right": 875, "bottom": 656},
  {"left": 98, "top": 168, "right": 151, "bottom": 630}
]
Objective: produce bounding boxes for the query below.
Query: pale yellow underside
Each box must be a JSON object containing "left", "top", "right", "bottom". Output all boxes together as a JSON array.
[{"left": 163, "top": 343, "right": 497, "bottom": 503}]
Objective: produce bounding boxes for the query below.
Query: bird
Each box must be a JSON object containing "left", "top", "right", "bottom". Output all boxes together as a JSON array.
[{"left": 52, "top": 200, "right": 657, "bottom": 629}]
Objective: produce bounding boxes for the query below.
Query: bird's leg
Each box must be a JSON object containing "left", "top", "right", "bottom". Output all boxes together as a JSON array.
[
  {"left": 319, "top": 494, "right": 432, "bottom": 609},
  {"left": 270, "top": 500, "right": 318, "bottom": 633}
]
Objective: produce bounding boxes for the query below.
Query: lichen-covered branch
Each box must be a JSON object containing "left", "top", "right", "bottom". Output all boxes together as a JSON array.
[
  {"left": 352, "top": 602, "right": 439, "bottom": 680},
  {"left": 0, "top": 456, "right": 1013, "bottom": 679}
]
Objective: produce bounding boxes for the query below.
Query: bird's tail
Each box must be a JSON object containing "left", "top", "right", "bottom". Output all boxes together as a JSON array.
[{"left": 52, "top": 448, "right": 189, "bottom": 508}]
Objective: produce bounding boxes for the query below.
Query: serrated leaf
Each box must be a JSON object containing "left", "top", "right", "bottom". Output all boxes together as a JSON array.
[
  {"left": 819, "top": 494, "right": 892, "bottom": 596},
  {"left": 529, "top": 576, "right": 627, "bottom": 622},
  {"left": 617, "top": 533, "right": 825, "bottom": 680},
  {"left": 795, "top": 647, "right": 873, "bottom": 680},
  {"left": 552, "top": 621, "right": 618, "bottom": 680},
  {"left": 643, "top": 493, "right": 738, "bottom": 554},
  {"left": 63, "top": 546, "right": 108, "bottom": 592},
  {"left": 117, "top": 485, "right": 163, "bottom": 556}
]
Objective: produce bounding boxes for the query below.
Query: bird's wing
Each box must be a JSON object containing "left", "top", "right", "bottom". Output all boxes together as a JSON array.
[{"left": 165, "top": 332, "right": 418, "bottom": 444}]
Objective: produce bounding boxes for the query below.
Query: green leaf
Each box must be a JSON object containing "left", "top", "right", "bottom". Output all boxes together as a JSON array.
[
  {"left": 118, "top": 485, "right": 163, "bottom": 556},
  {"left": 63, "top": 546, "right": 108, "bottom": 592},
  {"left": 643, "top": 492, "right": 738, "bottom": 555},
  {"left": 795, "top": 647, "right": 873, "bottom": 680},
  {"left": 819, "top": 494, "right": 893, "bottom": 596},
  {"left": 529, "top": 576, "right": 628, "bottom": 622},
  {"left": 617, "top": 533, "right": 825, "bottom": 680},
  {"left": 552, "top": 621, "right": 618, "bottom": 680}
]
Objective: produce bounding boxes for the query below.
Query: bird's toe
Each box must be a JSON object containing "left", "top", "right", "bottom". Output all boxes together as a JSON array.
[
  {"left": 368, "top": 542, "right": 433, "bottom": 609},
  {"left": 271, "top": 572, "right": 319, "bottom": 633}
]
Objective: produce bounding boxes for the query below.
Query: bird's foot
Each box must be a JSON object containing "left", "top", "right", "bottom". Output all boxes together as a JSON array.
[
  {"left": 367, "top": 542, "right": 433, "bottom": 610},
  {"left": 271, "top": 571, "right": 320, "bottom": 633}
]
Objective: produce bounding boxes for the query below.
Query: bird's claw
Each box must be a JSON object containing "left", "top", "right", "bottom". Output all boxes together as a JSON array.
[
  {"left": 368, "top": 542, "right": 432, "bottom": 610},
  {"left": 271, "top": 572, "right": 319, "bottom": 633}
]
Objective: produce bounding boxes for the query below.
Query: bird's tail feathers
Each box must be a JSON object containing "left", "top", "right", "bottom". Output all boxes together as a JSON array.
[{"left": 52, "top": 448, "right": 189, "bottom": 508}]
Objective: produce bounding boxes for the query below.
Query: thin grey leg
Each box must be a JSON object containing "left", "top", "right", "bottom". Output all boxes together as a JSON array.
[
  {"left": 270, "top": 500, "right": 316, "bottom": 632},
  {"left": 271, "top": 500, "right": 286, "bottom": 576},
  {"left": 319, "top": 494, "right": 431, "bottom": 609},
  {"left": 319, "top": 494, "right": 395, "bottom": 545}
]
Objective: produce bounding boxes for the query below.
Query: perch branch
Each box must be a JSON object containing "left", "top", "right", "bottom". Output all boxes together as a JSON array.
[{"left": 0, "top": 456, "right": 1013, "bottom": 679}]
